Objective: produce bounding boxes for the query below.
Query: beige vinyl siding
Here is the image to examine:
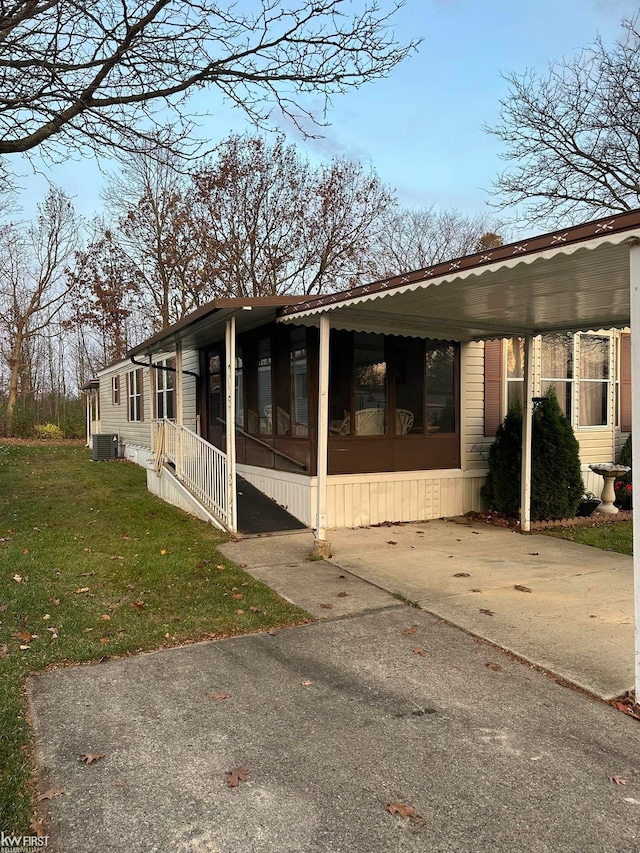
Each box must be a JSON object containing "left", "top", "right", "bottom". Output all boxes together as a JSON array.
[
  {"left": 462, "top": 341, "right": 490, "bottom": 473},
  {"left": 181, "top": 348, "right": 199, "bottom": 432},
  {"left": 98, "top": 360, "right": 152, "bottom": 448}
]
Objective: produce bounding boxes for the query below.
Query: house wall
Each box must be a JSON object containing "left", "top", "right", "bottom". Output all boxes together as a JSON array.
[{"left": 98, "top": 359, "right": 152, "bottom": 449}]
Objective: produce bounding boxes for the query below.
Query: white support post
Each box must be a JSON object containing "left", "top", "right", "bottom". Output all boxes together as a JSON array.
[
  {"left": 520, "top": 335, "right": 535, "bottom": 533},
  {"left": 629, "top": 242, "right": 640, "bottom": 704},
  {"left": 175, "top": 343, "right": 184, "bottom": 478},
  {"left": 314, "top": 314, "right": 331, "bottom": 557},
  {"left": 85, "top": 393, "right": 91, "bottom": 447},
  {"left": 225, "top": 317, "right": 237, "bottom": 533}
]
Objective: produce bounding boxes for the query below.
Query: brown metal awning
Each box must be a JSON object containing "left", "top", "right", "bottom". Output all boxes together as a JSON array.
[{"left": 278, "top": 211, "right": 640, "bottom": 339}]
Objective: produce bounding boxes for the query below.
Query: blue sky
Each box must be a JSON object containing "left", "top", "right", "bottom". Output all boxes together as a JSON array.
[{"left": 10, "top": 0, "right": 640, "bottom": 225}]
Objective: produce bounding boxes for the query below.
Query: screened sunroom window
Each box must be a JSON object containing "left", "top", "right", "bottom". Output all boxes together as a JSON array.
[
  {"left": 506, "top": 338, "right": 525, "bottom": 411},
  {"left": 354, "top": 333, "right": 386, "bottom": 435}
]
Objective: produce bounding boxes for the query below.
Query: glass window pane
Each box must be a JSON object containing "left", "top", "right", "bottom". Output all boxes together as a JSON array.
[
  {"left": 329, "top": 331, "right": 351, "bottom": 435},
  {"left": 235, "top": 349, "right": 244, "bottom": 428},
  {"left": 257, "top": 338, "right": 272, "bottom": 434},
  {"left": 425, "top": 344, "right": 456, "bottom": 433},
  {"left": 580, "top": 335, "right": 609, "bottom": 380},
  {"left": 209, "top": 354, "right": 221, "bottom": 428},
  {"left": 507, "top": 379, "right": 524, "bottom": 411},
  {"left": 394, "top": 337, "right": 423, "bottom": 434},
  {"left": 354, "top": 333, "right": 386, "bottom": 435},
  {"left": 580, "top": 381, "right": 607, "bottom": 426},
  {"left": 541, "top": 380, "right": 572, "bottom": 419},
  {"left": 541, "top": 334, "right": 573, "bottom": 379},
  {"left": 290, "top": 334, "right": 308, "bottom": 437},
  {"left": 506, "top": 338, "right": 525, "bottom": 379}
]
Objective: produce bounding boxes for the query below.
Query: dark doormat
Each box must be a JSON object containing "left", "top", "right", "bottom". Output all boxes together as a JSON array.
[{"left": 236, "top": 476, "right": 308, "bottom": 535}]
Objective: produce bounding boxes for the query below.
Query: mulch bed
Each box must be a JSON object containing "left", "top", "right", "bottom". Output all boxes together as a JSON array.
[{"left": 458, "top": 510, "right": 632, "bottom": 531}]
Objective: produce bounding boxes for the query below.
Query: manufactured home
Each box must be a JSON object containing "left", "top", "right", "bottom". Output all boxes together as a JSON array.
[{"left": 86, "top": 210, "right": 638, "bottom": 544}]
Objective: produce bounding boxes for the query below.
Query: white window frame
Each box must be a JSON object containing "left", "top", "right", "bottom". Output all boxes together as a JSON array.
[
  {"left": 112, "top": 375, "right": 121, "bottom": 406},
  {"left": 154, "top": 357, "right": 175, "bottom": 420},
  {"left": 127, "top": 368, "right": 143, "bottom": 422},
  {"left": 577, "top": 332, "right": 612, "bottom": 430}
]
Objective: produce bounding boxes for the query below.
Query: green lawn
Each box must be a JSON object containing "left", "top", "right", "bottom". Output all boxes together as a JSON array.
[
  {"left": 541, "top": 520, "right": 633, "bottom": 555},
  {"left": 0, "top": 442, "right": 308, "bottom": 834}
]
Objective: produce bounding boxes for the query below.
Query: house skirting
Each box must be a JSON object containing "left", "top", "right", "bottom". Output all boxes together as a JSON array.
[{"left": 237, "top": 464, "right": 487, "bottom": 529}]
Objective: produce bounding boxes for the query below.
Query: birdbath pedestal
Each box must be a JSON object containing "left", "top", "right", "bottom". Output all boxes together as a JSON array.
[{"left": 589, "top": 464, "right": 630, "bottom": 514}]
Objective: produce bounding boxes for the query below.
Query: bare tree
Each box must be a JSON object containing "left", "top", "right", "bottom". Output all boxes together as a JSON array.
[
  {"left": 0, "top": 1, "right": 417, "bottom": 163},
  {"left": 488, "top": 16, "right": 640, "bottom": 225},
  {"left": 67, "top": 226, "right": 144, "bottom": 366},
  {"left": 369, "top": 206, "right": 501, "bottom": 277},
  {"left": 103, "top": 149, "right": 202, "bottom": 329},
  {"left": 0, "top": 188, "right": 78, "bottom": 434},
  {"left": 192, "top": 134, "right": 395, "bottom": 297}
]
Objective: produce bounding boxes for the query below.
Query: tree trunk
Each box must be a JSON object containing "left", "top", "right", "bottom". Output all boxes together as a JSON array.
[{"left": 6, "top": 329, "right": 24, "bottom": 436}]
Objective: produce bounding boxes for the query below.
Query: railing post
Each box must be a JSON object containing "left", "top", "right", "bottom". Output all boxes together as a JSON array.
[
  {"left": 225, "top": 316, "right": 237, "bottom": 532},
  {"left": 314, "top": 314, "right": 331, "bottom": 557},
  {"left": 519, "top": 335, "right": 535, "bottom": 533},
  {"left": 175, "top": 343, "right": 184, "bottom": 479}
]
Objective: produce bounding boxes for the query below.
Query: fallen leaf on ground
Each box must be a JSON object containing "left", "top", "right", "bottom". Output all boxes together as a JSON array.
[
  {"left": 38, "top": 788, "right": 66, "bottom": 802},
  {"left": 480, "top": 609, "right": 495, "bottom": 617},
  {"left": 528, "top": 552, "right": 539, "bottom": 556},
  {"left": 609, "top": 776, "right": 627, "bottom": 785},
  {"left": 22, "top": 548, "right": 28, "bottom": 555},
  {"left": 209, "top": 692, "right": 231, "bottom": 700},
  {"left": 225, "top": 766, "right": 248, "bottom": 788},
  {"left": 216, "top": 564, "right": 225, "bottom": 570},
  {"left": 386, "top": 540, "right": 397, "bottom": 545},
  {"left": 250, "top": 606, "right": 262, "bottom": 613},
  {"left": 302, "top": 680, "right": 313, "bottom": 686},
  {"left": 81, "top": 753, "right": 105, "bottom": 764},
  {"left": 30, "top": 817, "right": 46, "bottom": 837},
  {"left": 0, "top": 644, "right": 8, "bottom": 658},
  {"left": 453, "top": 572, "right": 471, "bottom": 578},
  {"left": 13, "top": 631, "right": 32, "bottom": 643},
  {"left": 13, "top": 574, "right": 22, "bottom": 583},
  {"left": 514, "top": 585, "right": 532, "bottom": 593},
  {"left": 412, "top": 647, "right": 426, "bottom": 656},
  {"left": 337, "top": 591, "right": 348, "bottom": 598},
  {"left": 99, "top": 637, "right": 110, "bottom": 644},
  {"left": 320, "top": 603, "right": 333, "bottom": 609},
  {"left": 385, "top": 801, "right": 416, "bottom": 818},
  {"left": 160, "top": 549, "right": 167, "bottom": 555},
  {"left": 81, "top": 571, "right": 95, "bottom": 577},
  {"left": 402, "top": 626, "right": 417, "bottom": 635},
  {"left": 131, "top": 600, "right": 145, "bottom": 611},
  {"left": 51, "top": 598, "right": 60, "bottom": 605},
  {"left": 75, "top": 587, "right": 90, "bottom": 594},
  {"left": 46, "top": 627, "right": 58, "bottom": 639},
  {"left": 235, "top": 609, "right": 244, "bottom": 614},
  {"left": 232, "top": 593, "right": 243, "bottom": 600},
  {"left": 337, "top": 575, "right": 345, "bottom": 579},
  {"left": 267, "top": 628, "right": 279, "bottom": 635},
  {"left": 486, "top": 662, "right": 503, "bottom": 672},
  {"left": 471, "top": 588, "right": 482, "bottom": 593},
  {"left": 101, "top": 614, "right": 111, "bottom": 621},
  {"left": 0, "top": 603, "right": 8, "bottom": 613}
]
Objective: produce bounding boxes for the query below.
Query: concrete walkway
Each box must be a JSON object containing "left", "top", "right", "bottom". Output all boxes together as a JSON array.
[{"left": 221, "top": 520, "right": 634, "bottom": 700}]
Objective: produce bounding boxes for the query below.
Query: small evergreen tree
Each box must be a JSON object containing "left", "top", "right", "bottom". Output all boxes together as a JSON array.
[
  {"left": 481, "top": 402, "right": 523, "bottom": 515},
  {"left": 482, "top": 387, "right": 584, "bottom": 521},
  {"left": 530, "top": 388, "right": 583, "bottom": 521}
]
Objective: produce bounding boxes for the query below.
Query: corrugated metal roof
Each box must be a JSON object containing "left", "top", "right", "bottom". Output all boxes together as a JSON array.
[{"left": 278, "top": 211, "right": 640, "bottom": 340}]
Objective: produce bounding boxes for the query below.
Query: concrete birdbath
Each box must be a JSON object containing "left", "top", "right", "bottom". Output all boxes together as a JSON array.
[{"left": 589, "top": 463, "right": 630, "bottom": 514}]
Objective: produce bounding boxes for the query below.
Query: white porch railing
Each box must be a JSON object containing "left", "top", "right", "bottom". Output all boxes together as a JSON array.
[{"left": 154, "top": 419, "right": 229, "bottom": 529}]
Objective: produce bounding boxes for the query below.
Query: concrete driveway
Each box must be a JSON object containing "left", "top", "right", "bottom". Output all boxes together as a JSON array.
[
  {"left": 221, "top": 520, "right": 634, "bottom": 701},
  {"left": 29, "top": 607, "right": 640, "bottom": 853}
]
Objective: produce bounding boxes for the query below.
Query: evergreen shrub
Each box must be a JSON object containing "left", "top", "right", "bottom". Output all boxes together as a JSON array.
[{"left": 482, "top": 387, "right": 584, "bottom": 521}]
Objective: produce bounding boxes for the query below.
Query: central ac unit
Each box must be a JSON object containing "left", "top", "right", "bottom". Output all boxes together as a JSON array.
[{"left": 92, "top": 433, "right": 120, "bottom": 461}]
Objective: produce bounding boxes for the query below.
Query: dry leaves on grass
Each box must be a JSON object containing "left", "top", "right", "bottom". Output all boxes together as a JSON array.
[
  {"left": 0, "top": 603, "right": 9, "bottom": 613},
  {"left": 0, "top": 644, "right": 8, "bottom": 658},
  {"left": 12, "top": 630, "right": 32, "bottom": 643},
  {"left": 225, "top": 766, "right": 248, "bottom": 788},
  {"left": 232, "top": 593, "right": 243, "bottom": 600},
  {"left": 30, "top": 817, "right": 46, "bottom": 837},
  {"left": 80, "top": 753, "right": 105, "bottom": 765},
  {"left": 38, "top": 788, "right": 66, "bottom": 802}
]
